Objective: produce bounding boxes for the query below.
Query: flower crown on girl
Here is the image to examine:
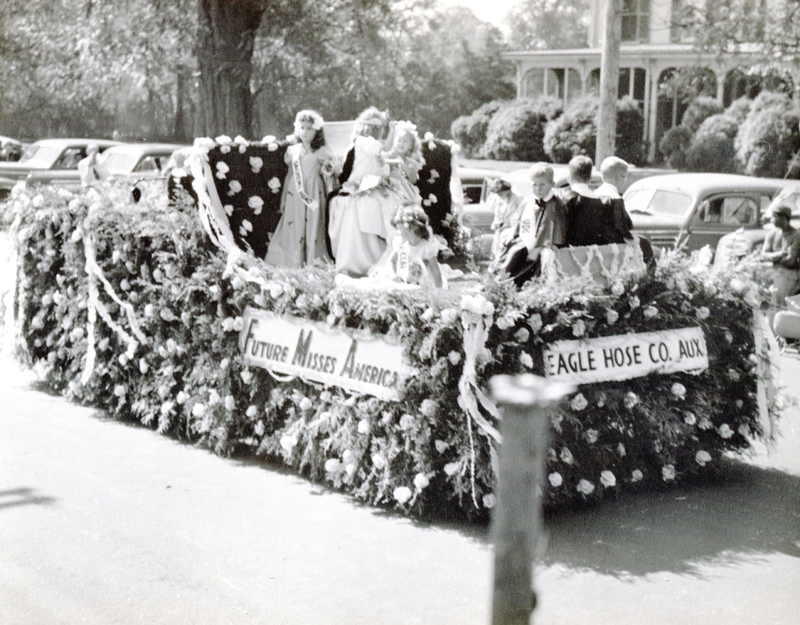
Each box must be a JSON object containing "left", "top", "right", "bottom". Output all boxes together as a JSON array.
[
  {"left": 294, "top": 109, "right": 325, "bottom": 132},
  {"left": 392, "top": 203, "right": 432, "bottom": 240}
]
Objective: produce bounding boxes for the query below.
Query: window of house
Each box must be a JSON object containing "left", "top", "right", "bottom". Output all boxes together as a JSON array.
[{"left": 621, "top": 0, "right": 650, "bottom": 42}]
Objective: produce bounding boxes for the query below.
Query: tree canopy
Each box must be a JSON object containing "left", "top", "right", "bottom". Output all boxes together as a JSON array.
[{"left": 0, "top": 0, "right": 516, "bottom": 141}]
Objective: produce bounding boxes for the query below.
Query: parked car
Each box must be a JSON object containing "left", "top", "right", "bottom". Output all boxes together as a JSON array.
[
  {"left": 0, "top": 138, "right": 121, "bottom": 199},
  {"left": 623, "top": 173, "right": 797, "bottom": 255},
  {"left": 24, "top": 142, "right": 188, "bottom": 193},
  {"left": 713, "top": 184, "right": 800, "bottom": 268}
]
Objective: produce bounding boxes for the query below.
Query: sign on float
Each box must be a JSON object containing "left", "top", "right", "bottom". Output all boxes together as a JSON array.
[
  {"left": 542, "top": 327, "right": 708, "bottom": 384},
  {"left": 239, "top": 307, "right": 411, "bottom": 400}
]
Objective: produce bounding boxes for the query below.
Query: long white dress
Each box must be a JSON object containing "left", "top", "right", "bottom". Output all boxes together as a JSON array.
[
  {"left": 265, "top": 143, "right": 333, "bottom": 268},
  {"left": 328, "top": 136, "right": 405, "bottom": 276}
]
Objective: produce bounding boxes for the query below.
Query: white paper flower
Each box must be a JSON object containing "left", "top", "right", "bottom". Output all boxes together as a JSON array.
[
  {"left": 695, "top": 450, "right": 712, "bottom": 466},
  {"left": 605, "top": 309, "right": 619, "bottom": 324},
  {"left": 222, "top": 317, "right": 236, "bottom": 332},
  {"left": 570, "top": 393, "right": 588, "bottom": 411},
  {"left": 246, "top": 405, "right": 258, "bottom": 418},
  {"left": 447, "top": 351, "right": 462, "bottom": 365},
  {"left": 228, "top": 180, "right": 242, "bottom": 195},
  {"left": 600, "top": 470, "right": 616, "bottom": 487},
  {"left": 139, "top": 358, "right": 149, "bottom": 374},
  {"left": 585, "top": 429, "right": 599, "bottom": 444},
  {"left": 696, "top": 306, "right": 710, "bottom": 320},
  {"left": 611, "top": 282, "right": 625, "bottom": 296},
  {"left": 215, "top": 134, "right": 232, "bottom": 145},
  {"left": 113, "top": 384, "right": 126, "bottom": 397},
  {"left": 519, "top": 352, "right": 534, "bottom": 369},
  {"left": 399, "top": 413, "right": 415, "bottom": 430},
  {"left": 560, "top": 447, "right": 574, "bottom": 465},
  {"left": 434, "top": 439, "right": 449, "bottom": 454},
  {"left": 371, "top": 453, "right": 386, "bottom": 469},
  {"left": 528, "top": 313, "right": 543, "bottom": 332},
  {"left": 224, "top": 395, "right": 235, "bottom": 411},
  {"left": 248, "top": 195, "right": 264, "bottom": 214},
  {"left": 393, "top": 486, "right": 413, "bottom": 504},
  {"left": 357, "top": 418, "right": 370, "bottom": 434},
  {"left": 325, "top": 458, "right": 341, "bottom": 473},
  {"left": 482, "top": 493, "right": 497, "bottom": 508},
  {"left": 249, "top": 156, "right": 263, "bottom": 173},
  {"left": 444, "top": 461, "right": 460, "bottom": 476},
  {"left": 661, "top": 464, "right": 676, "bottom": 481},
  {"left": 718, "top": 423, "right": 734, "bottom": 439},
  {"left": 643, "top": 305, "right": 658, "bottom": 319},
  {"left": 118, "top": 354, "right": 129, "bottom": 366},
  {"left": 299, "top": 397, "right": 313, "bottom": 411},
  {"left": 623, "top": 392, "right": 639, "bottom": 409},
  {"left": 421, "top": 308, "right": 435, "bottom": 322},
  {"left": 617, "top": 443, "right": 626, "bottom": 457},
  {"left": 683, "top": 411, "right": 697, "bottom": 425},
  {"left": 514, "top": 327, "right": 530, "bottom": 342},
  {"left": 577, "top": 479, "right": 595, "bottom": 495},
  {"left": 419, "top": 399, "right": 438, "bottom": 418},
  {"left": 671, "top": 382, "right": 686, "bottom": 400},
  {"left": 144, "top": 303, "right": 154, "bottom": 317},
  {"left": 192, "top": 402, "right": 206, "bottom": 417},
  {"left": 548, "top": 472, "right": 563, "bottom": 487},
  {"left": 280, "top": 434, "right": 298, "bottom": 451},
  {"left": 224, "top": 204, "right": 234, "bottom": 216},
  {"left": 215, "top": 161, "right": 229, "bottom": 179},
  {"left": 699, "top": 417, "right": 713, "bottom": 430},
  {"left": 241, "top": 369, "right": 253, "bottom": 384},
  {"left": 267, "top": 177, "right": 281, "bottom": 193},
  {"left": 176, "top": 391, "right": 188, "bottom": 404},
  {"left": 414, "top": 473, "right": 430, "bottom": 490},
  {"left": 629, "top": 295, "right": 640, "bottom": 309},
  {"left": 572, "top": 319, "right": 586, "bottom": 337}
]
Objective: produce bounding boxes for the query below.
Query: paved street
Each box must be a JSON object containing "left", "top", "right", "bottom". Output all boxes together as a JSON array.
[{"left": 0, "top": 346, "right": 798, "bottom": 625}]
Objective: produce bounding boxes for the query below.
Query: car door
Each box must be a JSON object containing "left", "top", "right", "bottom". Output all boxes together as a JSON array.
[{"left": 684, "top": 192, "right": 762, "bottom": 252}]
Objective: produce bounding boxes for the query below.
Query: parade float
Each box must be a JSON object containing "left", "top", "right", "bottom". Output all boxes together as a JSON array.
[{"left": 6, "top": 135, "right": 784, "bottom": 521}]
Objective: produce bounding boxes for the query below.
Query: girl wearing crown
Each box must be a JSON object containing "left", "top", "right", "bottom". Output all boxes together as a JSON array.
[
  {"left": 328, "top": 107, "right": 407, "bottom": 277},
  {"left": 265, "top": 109, "right": 337, "bottom": 268}
]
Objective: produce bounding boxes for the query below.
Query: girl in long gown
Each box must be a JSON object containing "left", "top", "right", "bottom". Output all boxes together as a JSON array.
[
  {"left": 385, "top": 120, "right": 424, "bottom": 205},
  {"left": 265, "top": 109, "right": 337, "bottom": 268},
  {"left": 328, "top": 107, "right": 406, "bottom": 277}
]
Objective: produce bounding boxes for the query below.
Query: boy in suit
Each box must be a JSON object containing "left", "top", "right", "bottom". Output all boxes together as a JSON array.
[{"left": 499, "top": 163, "right": 568, "bottom": 288}]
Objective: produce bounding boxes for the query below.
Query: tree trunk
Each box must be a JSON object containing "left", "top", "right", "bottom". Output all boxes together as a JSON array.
[
  {"left": 596, "top": 0, "right": 620, "bottom": 164},
  {"left": 196, "top": 0, "right": 266, "bottom": 138}
]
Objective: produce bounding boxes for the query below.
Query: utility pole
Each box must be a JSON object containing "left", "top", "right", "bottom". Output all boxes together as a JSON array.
[{"left": 596, "top": 0, "right": 621, "bottom": 164}]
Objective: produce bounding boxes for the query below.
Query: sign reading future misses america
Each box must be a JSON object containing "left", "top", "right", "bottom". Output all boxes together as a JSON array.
[
  {"left": 239, "top": 307, "right": 410, "bottom": 400},
  {"left": 542, "top": 327, "right": 708, "bottom": 384}
]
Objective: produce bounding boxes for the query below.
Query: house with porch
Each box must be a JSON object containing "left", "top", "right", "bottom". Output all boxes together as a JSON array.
[{"left": 502, "top": 0, "right": 796, "bottom": 162}]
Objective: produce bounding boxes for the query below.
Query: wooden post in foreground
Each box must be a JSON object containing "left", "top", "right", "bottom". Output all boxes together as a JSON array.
[
  {"left": 488, "top": 374, "right": 574, "bottom": 625},
  {"left": 596, "top": 0, "right": 621, "bottom": 164}
]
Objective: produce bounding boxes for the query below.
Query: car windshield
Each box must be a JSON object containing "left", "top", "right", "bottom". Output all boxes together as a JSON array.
[
  {"left": 624, "top": 188, "right": 693, "bottom": 217},
  {"left": 18, "top": 145, "right": 62, "bottom": 168},
  {"left": 101, "top": 152, "right": 142, "bottom": 174}
]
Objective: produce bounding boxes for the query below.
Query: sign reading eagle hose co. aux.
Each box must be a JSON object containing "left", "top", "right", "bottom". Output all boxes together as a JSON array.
[
  {"left": 239, "top": 307, "right": 411, "bottom": 400},
  {"left": 542, "top": 327, "right": 708, "bottom": 384}
]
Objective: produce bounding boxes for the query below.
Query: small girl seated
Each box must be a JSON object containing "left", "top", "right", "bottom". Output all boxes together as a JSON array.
[
  {"left": 384, "top": 120, "right": 424, "bottom": 204},
  {"left": 371, "top": 203, "right": 444, "bottom": 288}
]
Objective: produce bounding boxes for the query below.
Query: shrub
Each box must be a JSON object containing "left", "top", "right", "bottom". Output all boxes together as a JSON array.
[
  {"left": 659, "top": 126, "right": 693, "bottom": 170},
  {"left": 450, "top": 100, "right": 507, "bottom": 158},
  {"left": 543, "top": 96, "right": 598, "bottom": 164},
  {"left": 542, "top": 96, "right": 646, "bottom": 165},
  {"left": 684, "top": 114, "right": 740, "bottom": 173},
  {"left": 735, "top": 91, "right": 800, "bottom": 178},
  {"left": 681, "top": 96, "right": 724, "bottom": 134},
  {"left": 615, "top": 96, "right": 646, "bottom": 166},
  {"left": 724, "top": 97, "right": 753, "bottom": 125},
  {"left": 483, "top": 97, "right": 563, "bottom": 162}
]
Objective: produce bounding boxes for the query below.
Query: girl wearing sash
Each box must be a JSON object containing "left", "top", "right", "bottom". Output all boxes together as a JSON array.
[
  {"left": 266, "top": 110, "right": 337, "bottom": 268},
  {"left": 371, "top": 203, "right": 444, "bottom": 288}
]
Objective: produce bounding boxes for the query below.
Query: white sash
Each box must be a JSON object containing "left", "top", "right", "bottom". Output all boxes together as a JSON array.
[
  {"left": 291, "top": 146, "right": 319, "bottom": 212},
  {"left": 396, "top": 241, "right": 411, "bottom": 282}
]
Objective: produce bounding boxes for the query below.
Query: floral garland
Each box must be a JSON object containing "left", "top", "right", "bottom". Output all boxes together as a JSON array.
[{"left": 7, "top": 181, "right": 787, "bottom": 521}]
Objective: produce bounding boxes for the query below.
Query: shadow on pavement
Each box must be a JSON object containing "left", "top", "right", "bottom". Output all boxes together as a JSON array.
[
  {"left": 0, "top": 486, "right": 56, "bottom": 511},
  {"left": 541, "top": 458, "right": 800, "bottom": 578}
]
